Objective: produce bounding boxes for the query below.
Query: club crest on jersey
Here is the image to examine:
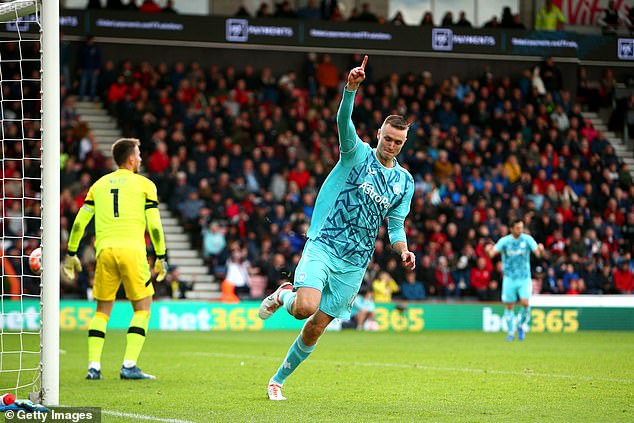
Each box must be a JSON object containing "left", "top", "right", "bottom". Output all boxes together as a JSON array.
[
  {"left": 393, "top": 184, "right": 402, "bottom": 195},
  {"left": 520, "top": 242, "right": 526, "bottom": 248},
  {"left": 295, "top": 272, "right": 306, "bottom": 283},
  {"left": 358, "top": 182, "right": 391, "bottom": 210}
]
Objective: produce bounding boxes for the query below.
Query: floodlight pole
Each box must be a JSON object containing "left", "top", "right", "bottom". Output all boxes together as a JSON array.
[{"left": 41, "top": 0, "right": 60, "bottom": 406}]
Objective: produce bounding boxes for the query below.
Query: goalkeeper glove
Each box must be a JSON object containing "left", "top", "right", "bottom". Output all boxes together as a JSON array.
[
  {"left": 154, "top": 254, "right": 168, "bottom": 282},
  {"left": 63, "top": 253, "right": 82, "bottom": 280}
]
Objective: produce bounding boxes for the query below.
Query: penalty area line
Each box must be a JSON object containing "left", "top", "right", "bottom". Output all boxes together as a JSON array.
[{"left": 188, "top": 351, "right": 634, "bottom": 384}]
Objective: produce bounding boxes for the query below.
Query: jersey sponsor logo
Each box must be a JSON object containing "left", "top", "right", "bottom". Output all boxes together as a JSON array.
[
  {"left": 506, "top": 249, "right": 526, "bottom": 256},
  {"left": 358, "top": 182, "right": 391, "bottom": 210}
]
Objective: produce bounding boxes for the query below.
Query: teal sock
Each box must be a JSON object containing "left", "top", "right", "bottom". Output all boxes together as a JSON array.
[
  {"left": 281, "top": 290, "right": 296, "bottom": 315},
  {"left": 504, "top": 309, "right": 516, "bottom": 335},
  {"left": 271, "top": 335, "right": 315, "bottom": 385},
  {"left": 517, "top": 306, "right": 531, "bottom": 328}
]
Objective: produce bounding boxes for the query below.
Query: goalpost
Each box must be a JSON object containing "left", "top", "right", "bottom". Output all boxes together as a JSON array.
[{"left": 0, "top": 0, "right": 59, "bottom": 405}]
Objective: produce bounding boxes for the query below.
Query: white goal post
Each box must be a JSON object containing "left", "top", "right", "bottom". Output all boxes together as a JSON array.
[{"left": 0, "top": 0, "right": 59, "bottom": 405}]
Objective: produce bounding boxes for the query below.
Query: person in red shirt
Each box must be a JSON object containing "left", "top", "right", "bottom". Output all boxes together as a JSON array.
[
  {"left": 147, "top": 141, "right": 169, "bottom": 176},
  {"left": 288, "top": 160, "right": 310, "bottom": 190},
  {"left": 470, "top": 257, "right": 491, "bottom": 297},
  {"left": 139, "top": 0, "right": 161, "bottom": 13},
  {"left": 614, "top": 261, "right": 634, "bottom": 294}
]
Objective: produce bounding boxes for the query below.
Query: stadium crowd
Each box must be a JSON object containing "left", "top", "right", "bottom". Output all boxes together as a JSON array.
[
  {"left": 50, "top": 41, "right": 634, "bottom": 301},
  {"left": 3, "top": 33, "right": 634, "bottom": 302}
]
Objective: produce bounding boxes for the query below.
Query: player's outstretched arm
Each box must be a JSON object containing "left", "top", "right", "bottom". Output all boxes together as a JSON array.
[
  {"left": 337, "top": 55, "right": 367, "bottom": 154},
  {"left": 64, "top": 203, "right": 95, "bottom": 280}
]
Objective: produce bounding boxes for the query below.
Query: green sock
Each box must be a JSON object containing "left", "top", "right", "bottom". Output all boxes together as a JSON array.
[
  {"left": 123, "top": 311, "right": 150, "bottom": 367},
  {"left": 88, "top": 312, "right": 109, "bottom": 369}
]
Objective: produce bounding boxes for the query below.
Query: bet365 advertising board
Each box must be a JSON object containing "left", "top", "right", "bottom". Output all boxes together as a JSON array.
[{"left": 2, "top": 299, "right": 632, "bottom": 332}]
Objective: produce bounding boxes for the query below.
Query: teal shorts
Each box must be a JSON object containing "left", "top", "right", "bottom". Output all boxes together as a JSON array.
[
  {"left": 293, "top": 240, "right": 366, "bottom": 320},
  {"left": 501, "top": 277, "right": 532, "bottom": 303}
]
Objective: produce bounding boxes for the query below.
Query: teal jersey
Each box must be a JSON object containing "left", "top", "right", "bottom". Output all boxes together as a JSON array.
[
  {"left": 494, "top": 233, "right": 538, "bottom": 281},
  {"left": 307, "top": 88, "right": 414, "bottom": 268}
]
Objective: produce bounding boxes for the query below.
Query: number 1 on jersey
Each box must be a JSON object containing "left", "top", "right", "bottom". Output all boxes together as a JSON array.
[{"left": 110, "top": 188, "right": 120, "bottom": 217}]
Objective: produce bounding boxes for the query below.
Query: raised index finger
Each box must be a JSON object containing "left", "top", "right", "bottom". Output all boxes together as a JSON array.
[{"left": 361, "top": 55, "right": 368, "bottom": 70}]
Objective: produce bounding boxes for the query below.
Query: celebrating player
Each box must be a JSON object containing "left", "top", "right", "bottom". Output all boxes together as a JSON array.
[
  {"left": 258, "top": 56, "right": 416, "bottom": 400},
  {"left": 63, "top": 138, "right": 168, "bottom": 380},
  {"left": 486, "top": 219, "right": 545, "bottom": 341}
]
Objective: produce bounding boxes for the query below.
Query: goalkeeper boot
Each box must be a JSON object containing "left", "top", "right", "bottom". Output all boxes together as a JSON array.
[
  {"left": 267, "top": 380, "right": 286, "bottom": 401},
  {"left": 86, "top": 368, "right": 103, "bottom": 380},
  {"left": 258, "top": 282, "right": 293, "bottom": 320},
  {"left": 120, "top": 365, "right": 156, "bottom": 380}
]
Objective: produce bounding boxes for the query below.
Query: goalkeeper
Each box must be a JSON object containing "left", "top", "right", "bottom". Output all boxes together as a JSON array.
[{"left": 63, "top": 138, "right": 168, "bottom": 380}]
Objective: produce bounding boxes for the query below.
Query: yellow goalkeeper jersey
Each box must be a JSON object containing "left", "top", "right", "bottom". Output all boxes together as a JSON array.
[{"left": 82, "top": 169, "right": 160, "bottom": 254}]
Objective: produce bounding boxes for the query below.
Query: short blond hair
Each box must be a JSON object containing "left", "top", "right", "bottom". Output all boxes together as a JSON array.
[
  {"left": 382, "top": 115, "right": 409, "bottom": 131},
  {"left": 111, "top": 138, "right": 140, "bottom": 166}
]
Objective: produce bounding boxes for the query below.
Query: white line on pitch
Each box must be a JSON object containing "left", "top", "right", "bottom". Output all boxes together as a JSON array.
[
  {"left": 60, "top": 405, "right": 197, "bottom": 423},
  {"left": 101, "top": 410, "right": 197, "bottom": 423},
  {"left": 188, "top": 351, "right": 634, "bottom": 384}
]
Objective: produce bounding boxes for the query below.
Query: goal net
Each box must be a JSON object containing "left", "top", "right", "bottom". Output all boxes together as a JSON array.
[{"left": 0, "top": 0, "right": 57, "bottom": 405}]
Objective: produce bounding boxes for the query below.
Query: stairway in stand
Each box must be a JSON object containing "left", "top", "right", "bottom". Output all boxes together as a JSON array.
[
  {"left": 74, "top": 100, "right": 220, "bottom": 300},
  {"left": 582, "top": 111, "right": 634, "bottom": 179}
]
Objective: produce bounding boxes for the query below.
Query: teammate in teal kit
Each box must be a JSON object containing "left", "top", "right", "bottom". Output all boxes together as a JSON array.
[
  {"left": 486, "top": 219, "right": 545, "bottom": 341},
  {"left": 258, "top": 56, "right": 416, "bottom": 400}
]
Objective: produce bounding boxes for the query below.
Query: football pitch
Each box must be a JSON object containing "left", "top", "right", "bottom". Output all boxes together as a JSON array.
[{"left": 54, "top": 330, "right": 633, "bottom": 422}]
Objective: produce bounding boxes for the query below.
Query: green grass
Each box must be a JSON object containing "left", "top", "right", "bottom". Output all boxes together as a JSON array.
[{"left": 10, "top": 331, "right": 634, "bottom": 422}]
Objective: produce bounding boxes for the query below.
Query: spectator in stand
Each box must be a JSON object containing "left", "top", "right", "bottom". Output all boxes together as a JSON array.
[
  {"left": 511, "top": 14, "right": 526, "bottom": 29},
  {"left": 435, "top": 256, "right": 455, "bottom": 298},
  {"left": 598, "top": 0, "right": 630, "bottom": 34},
  {"left": 139, "top": 0, "right": 161, "bottom": 13},
  {"left": 483, "top": 16, "right": 500, "bottom": 28},
  {"left": 256, "top": 2, "right": 271, "bottom": 18},
  {"left": 349, "top": 287, "right": 377, "bottom": 330},
  {"left": 373, "top": 271, "right": 400, "bottom": 303},
  {"left": 162, "top": 0, "right": 177, "bottom": 13},
  {"left": 275, "top": 1, "right": 296, "bottom": 19},
  {"left": 454, "top": 11, "right": 472, "bottom": 27},
  {"left": 500, "top": 7, "right": 514, "bottom": 28},
  {"left": 235, "top": 6, "right": 251, "bottom": 17},
  {"left": 315, "top": 54, "right": 339, "bottom": 97},
  {"left": 391, "top": 11, "right": 406, "bottom": 25},
  {"left": 441, "top": 12, "right": 454, "bottom": 26},
  {"left": 470, "top": 256, "right": 491, "bottom": 300},
  {"left": 78, "top": 35, "right": 101, "bottom": 102},
  {"left": 614, "top": 260, "right": 634, "bottom": 294},
  {"left": 401, "top": 270, "right": 425, "bottom": 300},
  {"left": 353, "top": 3, "right": 378, "bottom": 22},
  {"left": 420, "top": 11, "right": 434, "bottom": 26},
  {"left": 535, "top": 0, "right": 566, "bottom": 31},
  {"left": 298, "top": 0, "right": 321, "bottom": 20}
]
